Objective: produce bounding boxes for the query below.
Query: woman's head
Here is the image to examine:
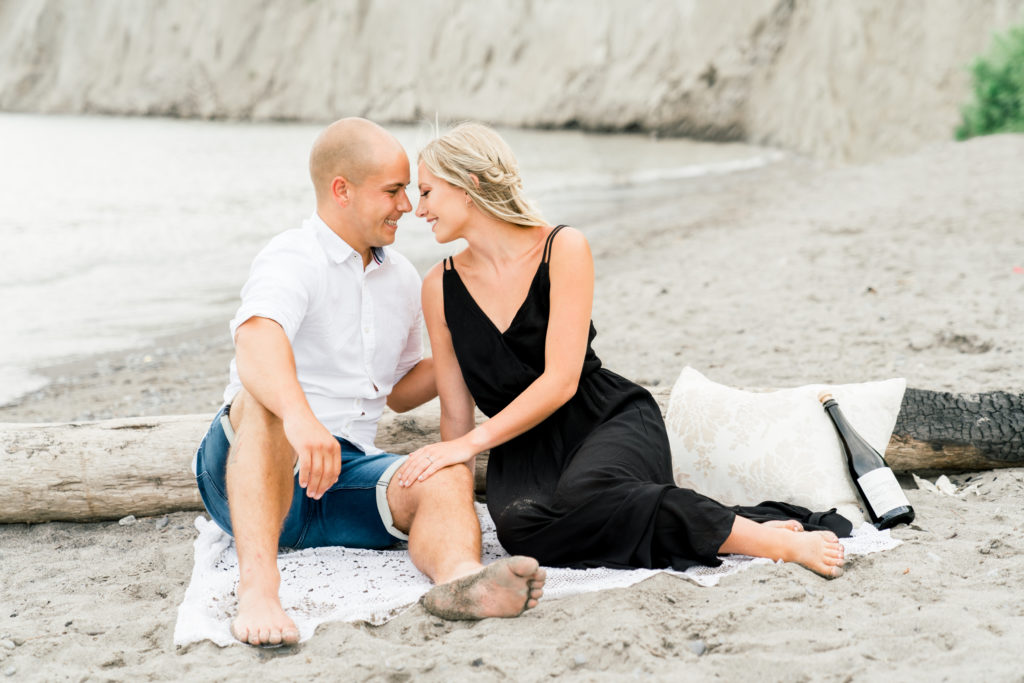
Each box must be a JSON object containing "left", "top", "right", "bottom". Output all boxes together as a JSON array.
[{"left": 417, "top": 122, "right": 545, "bottom": 229}]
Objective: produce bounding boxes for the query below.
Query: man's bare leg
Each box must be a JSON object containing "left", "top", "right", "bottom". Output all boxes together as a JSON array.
[
  {"left": 387, "top": 465, "right": 546, "bottom": 619},
  {"left": 719, "top": 515, "right": 845, "bottom": 578},
  {"left": 224, "top": 390, "right": 301, "bottom": 646}
]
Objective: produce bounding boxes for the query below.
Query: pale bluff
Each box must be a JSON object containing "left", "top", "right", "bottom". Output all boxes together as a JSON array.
[{"left": 2, "top": 0, "right": 1022, "bottom": 161}]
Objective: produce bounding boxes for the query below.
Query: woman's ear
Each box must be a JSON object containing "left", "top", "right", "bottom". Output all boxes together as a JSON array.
[{"left": 468, "top": 173, "right": 480, "bottom": 189}]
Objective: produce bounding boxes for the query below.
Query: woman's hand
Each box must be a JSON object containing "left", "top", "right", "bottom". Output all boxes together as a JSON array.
[{"left": 396, "top": 437, "right": 477, "bottom": 487}]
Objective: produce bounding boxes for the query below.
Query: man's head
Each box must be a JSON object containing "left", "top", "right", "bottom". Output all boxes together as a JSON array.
[{"left": 309, "top": 118, "right": 412, "bottom": 261}]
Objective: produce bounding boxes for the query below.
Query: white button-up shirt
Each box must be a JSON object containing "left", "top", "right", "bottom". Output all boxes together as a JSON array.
[{"left": 223, "top": 213, "right": 424, "bottom": 454}]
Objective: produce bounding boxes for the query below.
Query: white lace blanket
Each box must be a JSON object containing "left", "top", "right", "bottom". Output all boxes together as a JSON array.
[{"left": 173, "top": 504, "right": 899, "bottom": 647}]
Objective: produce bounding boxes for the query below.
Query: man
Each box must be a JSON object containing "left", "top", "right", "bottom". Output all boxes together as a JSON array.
[{"left": 193, "top": 118, "right": 546, "bottom": 647}]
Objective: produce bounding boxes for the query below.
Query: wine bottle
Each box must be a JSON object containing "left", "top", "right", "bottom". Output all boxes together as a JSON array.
[{"left": 819, "top": 392, "right": 915, "bottom": 529}]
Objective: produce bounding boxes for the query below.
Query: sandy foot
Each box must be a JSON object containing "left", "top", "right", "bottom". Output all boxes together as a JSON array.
[
  {"left": 787, "top": 530, "right": 846, "bottom": 579},
  {"left": 231, "top": 585, "right": 301, "bottom": 647},
  {"left": 420, "top": 556, "right": 547, "bottom": 620}
]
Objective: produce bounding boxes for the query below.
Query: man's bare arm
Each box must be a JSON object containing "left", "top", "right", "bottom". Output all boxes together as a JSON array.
[
  {"left": 386, "top": 357, "right": 437, "bottom": 413},
  {"left": 234, "top": 316, "right": 340, "bottom": 499}
]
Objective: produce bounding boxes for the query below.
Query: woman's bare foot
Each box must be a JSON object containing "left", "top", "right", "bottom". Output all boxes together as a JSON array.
[
  {"left": 231, "top": 582, "right": 301, "bottom": 647},
  {"left": 784, "top": 530, "right": 846, "bottom": 579},
  {"left": 763, "top": 519, "right": 804, "bottom": 532},
  {"left": 420, "top": 556, "right": 547, "bottom": 620}
]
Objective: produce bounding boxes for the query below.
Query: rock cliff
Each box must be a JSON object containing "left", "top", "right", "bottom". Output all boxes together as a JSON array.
[{"left": 1, "top": 0, "right": 1022, "bottom": 161}]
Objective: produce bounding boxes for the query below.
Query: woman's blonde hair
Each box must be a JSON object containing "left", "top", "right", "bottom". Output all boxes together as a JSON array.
[{"left": 418, "top": 122, "right": 546, "bottom": 228}]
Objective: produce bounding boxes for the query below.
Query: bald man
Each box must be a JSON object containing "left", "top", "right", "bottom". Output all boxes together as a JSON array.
[{"left": 192, "top": 118, "right": 545, "bottom": 647}]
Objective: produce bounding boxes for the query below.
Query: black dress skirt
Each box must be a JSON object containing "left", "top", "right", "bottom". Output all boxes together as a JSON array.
[{"left": 442, "top": 226, "right": 850, "bottom": 571}]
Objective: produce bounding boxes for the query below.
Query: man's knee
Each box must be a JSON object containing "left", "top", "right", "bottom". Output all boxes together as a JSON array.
[
  {"left": 387, "top": 463, "right": 475, "bottom": 530},
  {"left": 230, "top": 388, "right": 282, "bottom": 436},
  {"left": 429, "top": 462, "right": 475, "bottom": 498}
]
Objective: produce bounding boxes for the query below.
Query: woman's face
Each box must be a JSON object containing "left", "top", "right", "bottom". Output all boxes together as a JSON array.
[{"left": 416, "top": 162, "right": 471, "bottom": 244}]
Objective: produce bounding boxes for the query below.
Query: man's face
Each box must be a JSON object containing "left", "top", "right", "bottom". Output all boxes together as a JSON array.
[{"left": 347, "top": 146, "right": 412, "bottom": 251}]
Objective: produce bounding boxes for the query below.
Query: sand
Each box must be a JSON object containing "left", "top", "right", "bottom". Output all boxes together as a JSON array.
[{"left": 1, "top": 135, "right": 1023, "bottom": 681}]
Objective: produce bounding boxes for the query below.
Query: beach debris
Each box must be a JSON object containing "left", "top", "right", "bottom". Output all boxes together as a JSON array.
[
  {"left": 688, "top": 640, "right": 707, "bottom": 656},
  {"left": 0, "top": 640, "right": 13, "bottom": 651},
  {"left": 911, "top": 474, "right": 959, "bottom": 496},
  {"left": 118, "top": 515, "right": 137, "bottom": 526},
  {"left": 573, "top": 654, "right": 588, "bottom": 667},
  {"left": 3, "top": 667, "right": 15, "bottom": 677},
  {"left": 471, "top": 658, "right": 484, "bottom": 667},
  {"left": 155, "top": 515, "right": 170, "bottom": 529}
]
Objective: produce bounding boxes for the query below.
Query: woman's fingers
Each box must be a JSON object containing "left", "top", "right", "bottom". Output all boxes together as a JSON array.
[
  {"left": 398, "top": 450, "right": 446, "bottom": 487},
  {"left": 398, "top": 450, "right": 431, "bottom": 487}
]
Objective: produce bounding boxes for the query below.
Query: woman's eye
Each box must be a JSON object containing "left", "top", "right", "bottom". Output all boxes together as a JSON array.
[{"left": 420, "top": 190, "right": 430, "bottom": 198}]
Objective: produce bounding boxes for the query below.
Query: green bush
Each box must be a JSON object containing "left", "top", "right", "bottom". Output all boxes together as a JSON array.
[{"left": 955, "top": 23, "right": 1024, "bottom": 140}]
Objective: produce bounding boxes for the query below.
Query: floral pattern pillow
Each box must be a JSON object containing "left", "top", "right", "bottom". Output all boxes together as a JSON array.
[{"left": 665, "top": 367, "right": 906, "bottom": 524}]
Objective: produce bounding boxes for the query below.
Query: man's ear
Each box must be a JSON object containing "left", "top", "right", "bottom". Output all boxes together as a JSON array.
[{"left": 332, "top": 176, "right": 351, "bottom": 206}]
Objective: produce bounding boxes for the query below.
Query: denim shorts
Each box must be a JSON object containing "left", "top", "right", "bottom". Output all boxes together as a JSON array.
[{"left": 194, "top": 403, "right": 408, "bottom": 550}]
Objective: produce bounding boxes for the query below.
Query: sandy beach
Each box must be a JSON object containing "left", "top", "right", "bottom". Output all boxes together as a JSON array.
[{"left": 2, "top": 134, "right": 1023, "bottom": 681}]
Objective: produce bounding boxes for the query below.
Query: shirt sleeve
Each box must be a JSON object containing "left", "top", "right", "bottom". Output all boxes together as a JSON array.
[{"left": 229, "top": 234, "right": 322, "bottom": 343}]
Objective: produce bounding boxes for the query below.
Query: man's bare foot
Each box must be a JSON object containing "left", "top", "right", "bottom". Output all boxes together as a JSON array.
[
  {"left": 420, "top": 556, "right": 547, "bottom": 620},
  {"left": 231, "top": 583, "right": 301, "bottom": 647},
  {"left": 785, "top": 530, "right": 846, "bottom": 579},
  {"left": 763, "top": 519, "right": 804, "bottom": 532}
]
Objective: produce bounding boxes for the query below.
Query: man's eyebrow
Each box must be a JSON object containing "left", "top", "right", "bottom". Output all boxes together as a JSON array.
[{"left": 382, "top": 181, "right": 408, "bottom": 190}]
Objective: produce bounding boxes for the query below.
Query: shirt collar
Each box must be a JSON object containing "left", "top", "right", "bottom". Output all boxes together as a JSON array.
[{"left": 306, "top": 213, "right": 390, "bottom": 267}]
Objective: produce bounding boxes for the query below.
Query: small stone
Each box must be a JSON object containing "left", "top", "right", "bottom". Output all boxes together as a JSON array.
[
  {"left": 0, "top": 641, "right": 12, "bottom": 651},
  {"left": 118, "top": 515, "right": 137, "bottom": 526},
  {"left": 3, "top": 667, "right": 14, "bottom": 677},
  {"left": 471, "top": 658, "right": 484, "bottom": 667},
  {"left": 155, "top": 516, "right": 169, "bottom": 529},
  {"left": 688, "top": 640, "right": 706, "bottom": 656},
  {"left": 573, "top": 654, "right": 587, "bottom": 667}
]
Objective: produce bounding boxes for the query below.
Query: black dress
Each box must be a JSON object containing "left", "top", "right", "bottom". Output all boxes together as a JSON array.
[{"left": 443, "top": 226, "right": 850, "bottom": 571}]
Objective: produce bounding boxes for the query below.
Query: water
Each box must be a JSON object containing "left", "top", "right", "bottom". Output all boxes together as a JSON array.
[{"left": 0, "top": 113, "right": 781, "bottom": 405}]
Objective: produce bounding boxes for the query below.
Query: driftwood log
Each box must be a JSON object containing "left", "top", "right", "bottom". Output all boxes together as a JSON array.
[{"left": 2, "top": 389, "right": 1021, "bottom": 523}]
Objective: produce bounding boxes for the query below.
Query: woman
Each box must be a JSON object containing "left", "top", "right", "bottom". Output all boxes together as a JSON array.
[{"left": 394, "top": 123, "right": 848, "bottom": 578}]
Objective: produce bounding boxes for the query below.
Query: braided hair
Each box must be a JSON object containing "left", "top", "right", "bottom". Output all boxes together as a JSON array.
[{"left": 419, "top": 122, "right": 546, "bottom": 228}]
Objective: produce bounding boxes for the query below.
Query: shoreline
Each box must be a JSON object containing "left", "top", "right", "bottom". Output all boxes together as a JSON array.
[{"left": 4, "top": 135, "right": 1022, "bottom": 426}]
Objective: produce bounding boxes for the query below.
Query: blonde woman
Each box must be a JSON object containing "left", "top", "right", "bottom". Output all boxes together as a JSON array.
[{"left": 394, "top": 123, "right": 849, "bottom": 578}]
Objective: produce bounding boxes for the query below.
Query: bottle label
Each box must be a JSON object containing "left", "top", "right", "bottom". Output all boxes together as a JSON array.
[{"left": 857, "top": 467, "right": 910, "bottom": 515}]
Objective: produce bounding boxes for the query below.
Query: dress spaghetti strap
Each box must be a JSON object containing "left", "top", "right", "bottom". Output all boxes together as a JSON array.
[
  {"left": 443, "top": 256, "right": 454, "bottom": 271},
  {"left": 543, "top": 225, "right": 568, "bottom": 263}
]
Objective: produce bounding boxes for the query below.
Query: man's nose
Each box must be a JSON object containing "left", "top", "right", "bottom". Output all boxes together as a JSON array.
[{"left": 397, "top": 190, "right": 412, "bottom": 213}]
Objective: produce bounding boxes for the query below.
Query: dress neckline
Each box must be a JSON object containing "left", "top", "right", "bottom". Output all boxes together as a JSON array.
[
  {"left": 443, "top": 225, "right": 565, "bottom": 337},
  {"left": 446, "top": 260, "right": 546, "bottom": 337}
]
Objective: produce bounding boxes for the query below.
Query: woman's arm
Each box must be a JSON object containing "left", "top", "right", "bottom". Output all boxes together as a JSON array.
[
  {"left": 398, "top": 228, "right": 595, "bottom": 486},
  {"left": 394, "top": 262, "right": 478, "bottom": 485},
  {"left": 386, "top": 357, "right": 436, "bottom": 413}
]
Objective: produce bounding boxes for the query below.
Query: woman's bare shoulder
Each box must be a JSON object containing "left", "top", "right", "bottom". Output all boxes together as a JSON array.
[{"left": 547, "top": 225, "right": 592, "bottom": 262}]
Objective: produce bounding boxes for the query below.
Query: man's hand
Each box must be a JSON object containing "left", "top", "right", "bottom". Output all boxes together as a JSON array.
[{"left": 283, "top": 413, "right": 341, "bottom": 499}]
